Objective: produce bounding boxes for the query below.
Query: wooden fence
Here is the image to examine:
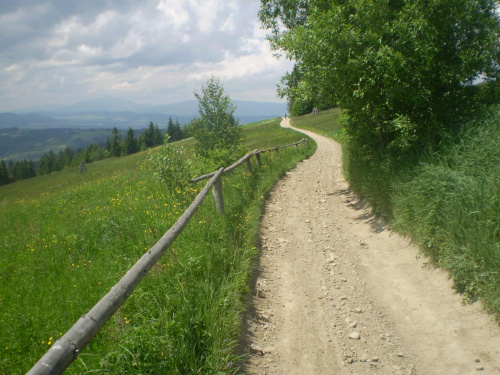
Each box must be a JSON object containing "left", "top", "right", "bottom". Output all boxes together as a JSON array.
[{"left": 27, "top": 138, "right": 308, "bottom": 374}]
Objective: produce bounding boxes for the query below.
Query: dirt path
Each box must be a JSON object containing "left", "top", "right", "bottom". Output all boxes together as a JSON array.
[{"left": 240, "top": 118, "right": 500, "bottom": 375}]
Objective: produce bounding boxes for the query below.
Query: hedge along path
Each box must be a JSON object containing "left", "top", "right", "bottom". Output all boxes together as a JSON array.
[
  {"left": 242, "top": 117, "right": 500, "bottom": 375},
  {"left": 28, "top": 138, "right": 309, "bottom": 375}
]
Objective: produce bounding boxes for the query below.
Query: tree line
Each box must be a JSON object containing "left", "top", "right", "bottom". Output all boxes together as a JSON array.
[{"left": 0, "top": 118, "right": 187, "bottom": 186}]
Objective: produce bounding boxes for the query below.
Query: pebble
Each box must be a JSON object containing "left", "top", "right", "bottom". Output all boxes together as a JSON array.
[{"left": 349, "top": 332, "right": 361, "bottom": 340}]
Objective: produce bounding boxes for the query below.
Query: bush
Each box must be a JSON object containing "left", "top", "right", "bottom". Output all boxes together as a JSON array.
[{"left": 144, "top": 136, "right": 193, "bottom": 195}]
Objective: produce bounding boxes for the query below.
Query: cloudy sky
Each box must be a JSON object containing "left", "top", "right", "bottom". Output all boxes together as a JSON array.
[{"left": 0, "top": 0, "right": 293, "bottom": 112}]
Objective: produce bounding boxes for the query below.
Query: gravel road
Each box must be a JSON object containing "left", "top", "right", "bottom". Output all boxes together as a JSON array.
[{"left": 240, "top": 118, "right": 500, "bottom": 375}]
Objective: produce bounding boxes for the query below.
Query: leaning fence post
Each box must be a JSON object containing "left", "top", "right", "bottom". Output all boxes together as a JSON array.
[
  {"left": 212, "top": 168, "right": 224, "bottom": 214},
  {"left": 245, "top": 157, "right": 253, "bottom": 173},
  {"left": 255, "top": 152, "right": 261, "bottom": 167}
]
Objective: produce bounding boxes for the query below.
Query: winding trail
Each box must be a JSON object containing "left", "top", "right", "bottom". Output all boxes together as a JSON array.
[{"left": 240, "top": 118, "right": 500, "bottom": 375}]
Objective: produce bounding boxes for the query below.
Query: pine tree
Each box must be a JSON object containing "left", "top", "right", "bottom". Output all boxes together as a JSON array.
[
  {"left": 154, "top": 123, "right": 163, "bottom": 146},
  {"left": 167, "top": 117, "right": 175, "bottom": 142},
  {"left": 0, "top": 160, "right": 9, "bottom": 185},
  {"left": 122, "top": 127, "right": 138, "bottom": 155},
  {"left": 140, "top": 122, "right": 155, "bottom": 149},
  {"left": 110, "top": 127, "right": 122, "bottom": 157}
]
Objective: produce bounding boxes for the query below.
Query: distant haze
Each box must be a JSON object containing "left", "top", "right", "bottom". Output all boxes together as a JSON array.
[{"left": 0, "top": 97, "right": 287, "bottom": 129}]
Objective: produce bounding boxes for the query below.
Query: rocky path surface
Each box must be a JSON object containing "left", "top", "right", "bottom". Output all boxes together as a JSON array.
[{"left": 240, "top": 118, "right": 500, "bottom": 375}]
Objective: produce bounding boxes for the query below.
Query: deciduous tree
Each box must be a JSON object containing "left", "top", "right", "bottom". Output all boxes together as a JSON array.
[
  {"left": 193, "top": 76, "right": 243, "bottom": 160},
  {"left": 261, "top": 0, "right": 500, "bottom": 150}
]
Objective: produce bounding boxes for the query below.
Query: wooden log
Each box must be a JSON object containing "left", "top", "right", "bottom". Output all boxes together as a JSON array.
[
  {"left": 27, "top": 168, "right": 225, "bottom": 375},
  {"left": 223, "top": 152, "right": 254, "bottom": 175},
  {"left": 212, "top": 173, "right": 224, "bottom": 214},
  {"left": 190, "top": 170, "right": 217, "bottom": 183}
]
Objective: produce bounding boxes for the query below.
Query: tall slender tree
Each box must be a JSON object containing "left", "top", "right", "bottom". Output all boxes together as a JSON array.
[
  {"left": 193, "top": 76, "right": 243, "bottom": 158},
  {"left": 122, "top": 127, "right": 138, "bottom": 155}
]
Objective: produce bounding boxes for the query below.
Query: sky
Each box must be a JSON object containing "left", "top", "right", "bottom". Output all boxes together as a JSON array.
[{"left": 0, "top": 0, "right": 293, "bottom": 112}]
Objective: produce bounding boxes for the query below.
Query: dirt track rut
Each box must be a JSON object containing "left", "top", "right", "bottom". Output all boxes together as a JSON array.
[{"left": 240, "top": 118, "right": 500, "bottom": 375}]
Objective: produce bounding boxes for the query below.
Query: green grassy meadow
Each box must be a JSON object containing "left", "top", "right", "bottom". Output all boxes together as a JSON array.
[
  {"left": 289, "top": 108, "right": 343, "bottom": 141},
  {"left": 0, "top": 118, "right": 316, "bottom": 374},
  {"left": 291, "top": 108, "right": 500, "bottom": 315}
]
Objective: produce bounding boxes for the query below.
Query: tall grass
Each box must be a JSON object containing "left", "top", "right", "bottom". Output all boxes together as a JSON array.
[
  {"left": 0, "top": 118, "right": 316, "bottom": 374},
  {"left": 390, "top": 115, "right": 500, "bottom": 310}
]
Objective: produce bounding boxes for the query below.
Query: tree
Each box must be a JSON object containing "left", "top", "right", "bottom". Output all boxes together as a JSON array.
[
  {"left": 105, "top": 136, "right": 111, "bottom": 152},
  {"left": 167, "top": 117, "right": 184, "bottom": 142},
  {"left": 153, "top": 123, "right": 163, "bottom": 146},
  {"left": 260, "top": 0, "right": 500, "bottom": 151},
  {"left": 0, "top": 160, "right": 9, "bottom": 185},
  {"left": 110, "top": 127, "right": 122, "bottom": 157},
  {"left": 174, "top": 120, "right": 184, "bottom": 141},
  {"left": 140, "top": 121, "right": 156, "bottom": 149},
  {"left": 183, "top": 118, "right": 203, "bottom": 139},
  {"left": 193, "top": 76, "right": 243, "bottom": 159},
  {"left": 122, "top": 127, "right": 138, "bottom": 156}
]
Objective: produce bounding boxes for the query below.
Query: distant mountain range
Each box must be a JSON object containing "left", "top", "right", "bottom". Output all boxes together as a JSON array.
[{"left": 0, "top": 97, "right": 287, "bottom": 129}]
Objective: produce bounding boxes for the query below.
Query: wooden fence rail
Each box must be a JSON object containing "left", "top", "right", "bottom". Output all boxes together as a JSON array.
[{"left": 27, "top": 138, "right": 308, "bottom": 374}]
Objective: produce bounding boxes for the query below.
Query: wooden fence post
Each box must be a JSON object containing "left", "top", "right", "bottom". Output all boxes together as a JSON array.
[
  {"left": 255, "top": 153, "right": 261, "bottom": 167},
  {"left": 212, "top": 173, "right": 224, "bottom": 214},
  {"left": 245, "top": 158, "right": 252, "bottom": 173}
]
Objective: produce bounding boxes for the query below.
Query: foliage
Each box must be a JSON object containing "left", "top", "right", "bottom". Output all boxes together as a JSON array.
[
  {"left": 193, "top": 76, "right": 243, "bottom": 160},
  {"left": 122, "top": 127, "right": 139, "bottom": 156},
  {"left": 167, "top": 117, "right": 185, "bottom": 142},
  {"left": 144, "top": 136, "right": 193, "bottom": 195},
  {"left": 390, "top": 110, "right": 500, "bottom": 309},
  {"left": 183, "top": 118, "right": 203, "bottom": 138},
  {"left": 140, "top": 121, "right": 164, "bottom": 150},
  {"left": 261, "top": 0, "right": 500, "bottom": 151}
]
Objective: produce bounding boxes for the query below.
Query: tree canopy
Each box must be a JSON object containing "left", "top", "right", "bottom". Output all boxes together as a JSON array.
[
  {"left": 260, "top": 0, "right": 500, "bottom": 150},
  {"left": 193, "top": 76, "right": 243, "bottom": 159}
]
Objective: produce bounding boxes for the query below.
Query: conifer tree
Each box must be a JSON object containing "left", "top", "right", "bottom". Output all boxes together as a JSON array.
[{"left": 0, "top": 160, "right": 9, "bottom": 185}]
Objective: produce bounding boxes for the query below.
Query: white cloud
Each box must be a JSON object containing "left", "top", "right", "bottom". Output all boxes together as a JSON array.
[
  {"left": 157, "top": 0, "right": 190, "bottom": 30},
  {"left": 0, "top": 0, "right": 291, "bottom": 110},
  {"left": 219, "top": 13, "right": 235, "bottom": 32}
]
